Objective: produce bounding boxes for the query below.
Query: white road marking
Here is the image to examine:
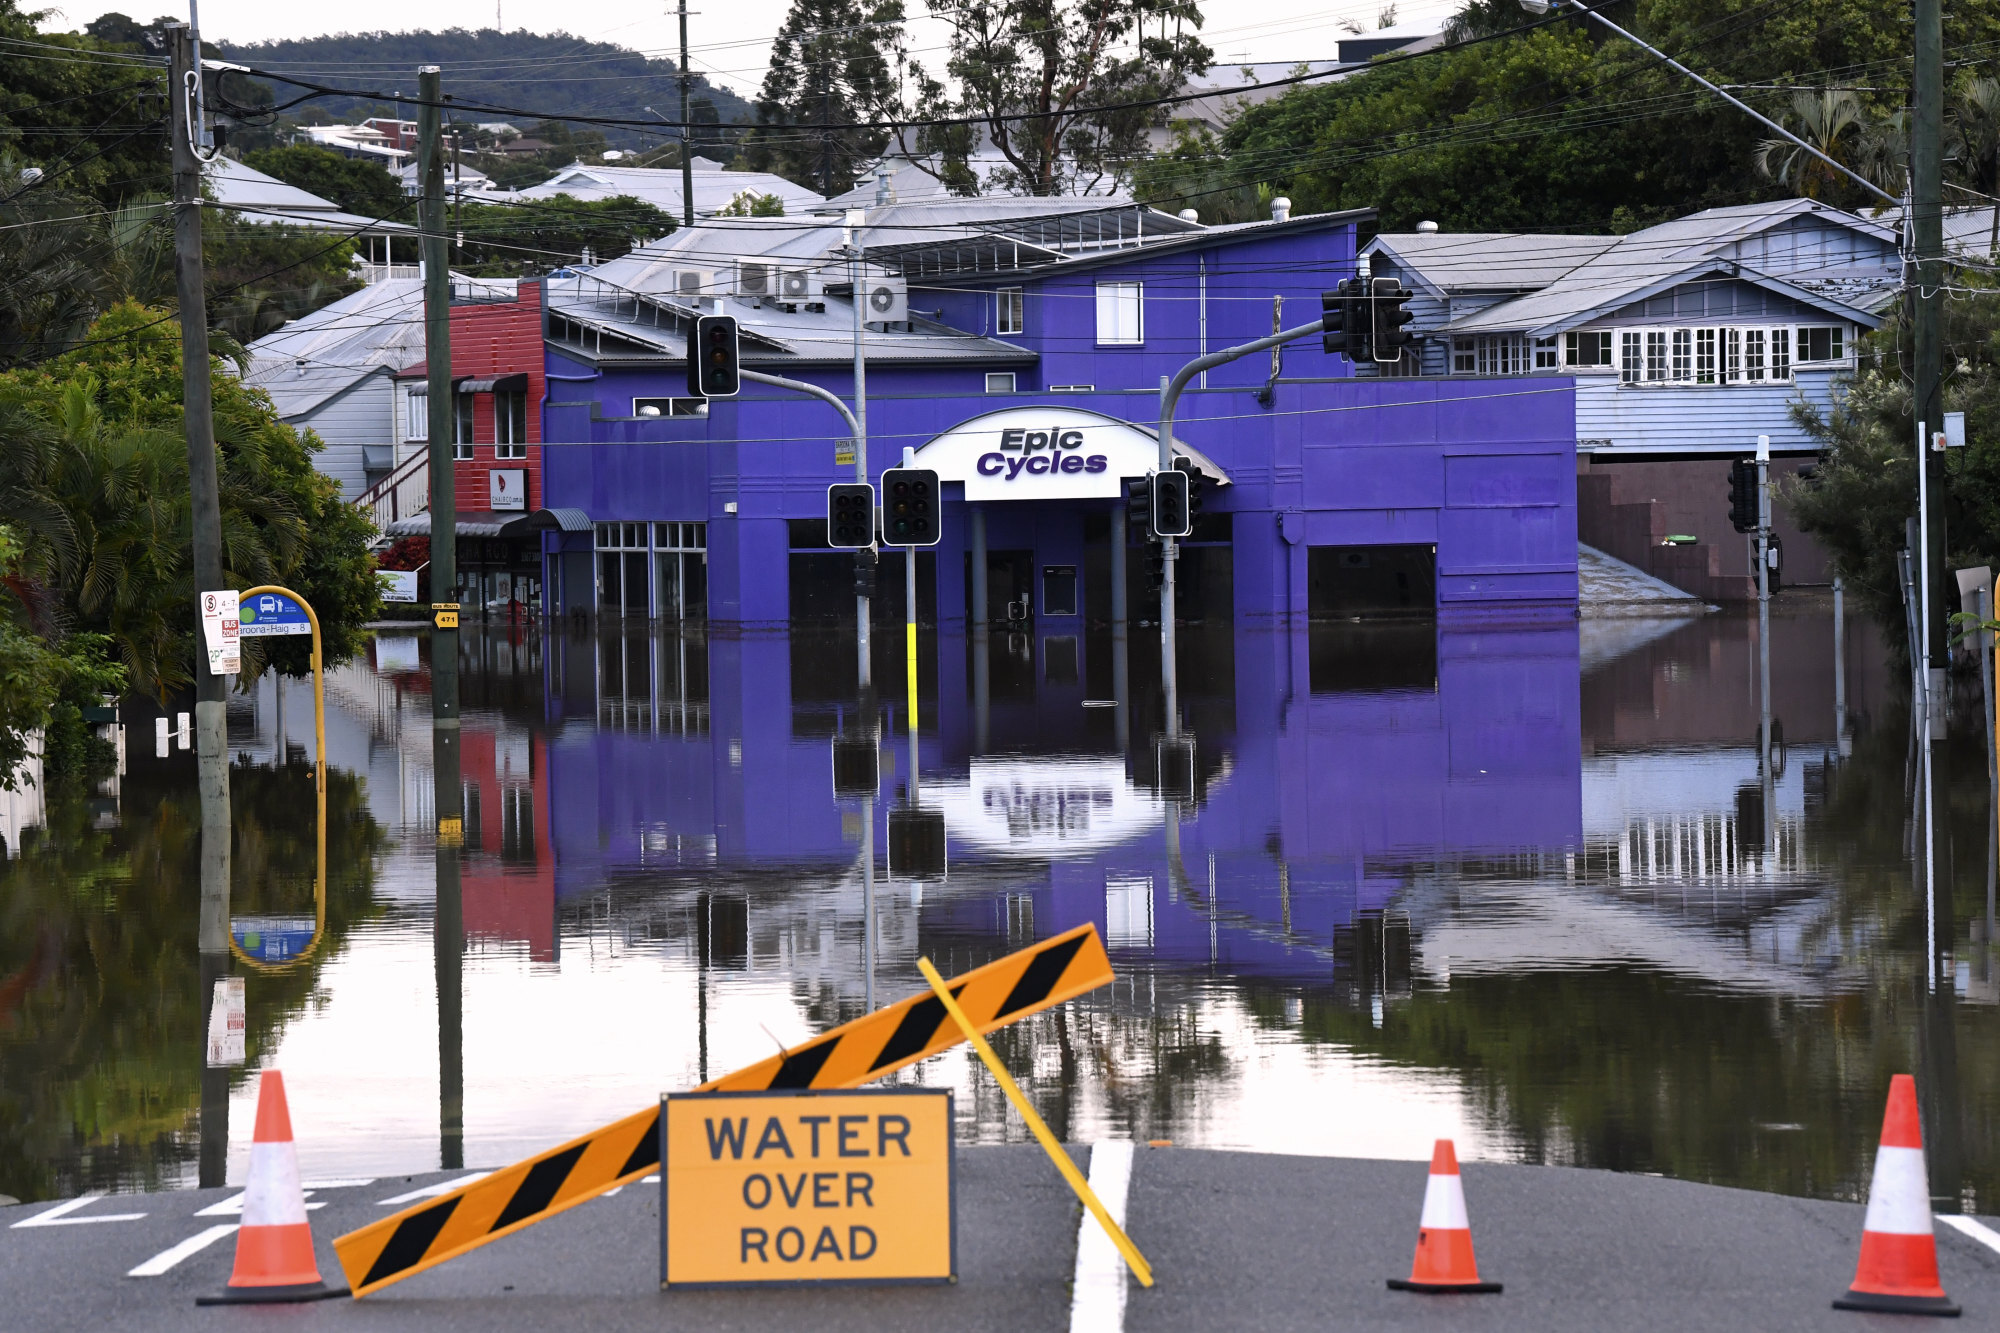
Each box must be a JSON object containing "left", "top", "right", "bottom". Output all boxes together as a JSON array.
[
  {"left": 1068, "top": 1141, "right": 1137, "bottom": 1333},
  {"left": 643, "top": 1175, "right": 660, "bottom": 1184},
  {"left": 377, "top": 1172, "right": 492, "bottom": 1206},
  {"left": 10, "top": 1195, "right": 146, "bottom": 1228},
  {"left": 301, "top": 1178, "right": 375, "bottom": 1190},
  {"left": 1939, "top": 1213, "right": 2000, "bottom": 1256},
  {"left": 602, "top": 1187, "right": 623, "bottom": 1198},
  {"left": 127, "top": 1225, "right": 240, "bottom": 1277},
  {"left": 196, "top": 1190, "right": 325, "bottom": 1217}
]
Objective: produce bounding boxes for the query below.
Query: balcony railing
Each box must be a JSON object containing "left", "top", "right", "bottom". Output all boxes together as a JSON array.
[{"left": 356, "top": 448, "right": 429, "bottom": 536}]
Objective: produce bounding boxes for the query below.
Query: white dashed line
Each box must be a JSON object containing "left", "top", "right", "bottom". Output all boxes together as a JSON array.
[
  {"left": 127, "top": 1225, "right": 240, "bottom": 1277},
  {"left": 10, "top": 1195, "right": 146, "bottom": 1228},
  {"left": 1067, "top": 1141, "right": 1136, "bottom": 1333},
  {"left": 377, "top": 1173, "right": 493, "bottom": 1205},
  {"left": 195, "top": 1191, "right": 326, "bottom": 1217},
  {"left": 1939, "top": 1213, "right": 2000, "bottom": 1256}
]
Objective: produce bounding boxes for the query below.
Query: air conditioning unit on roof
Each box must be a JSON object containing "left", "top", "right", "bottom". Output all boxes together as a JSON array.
[
  {"left": 863, "top": 272, "right": 907, "bottom": 325},
  {"left": 736, "top": 261, "right": 774, "bottom": 299},
  {"left": 779, "top": 268, "right": 815, "bottom": 300},
  {"left": 674, "top": 269, "right": 715, "bottom": 300}
]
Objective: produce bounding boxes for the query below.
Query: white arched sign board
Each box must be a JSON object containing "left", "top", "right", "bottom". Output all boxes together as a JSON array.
[{"left": 914, "top": 406, "right": 1166, "bottom": 503}]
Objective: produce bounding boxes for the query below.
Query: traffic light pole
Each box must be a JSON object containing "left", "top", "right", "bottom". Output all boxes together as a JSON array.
[
  {"left": 1756, "top": 434, "right": 1775, "bottom": 861},
  {"left": 1157, "top": 317, "right": 1329, "bottom": 734}
]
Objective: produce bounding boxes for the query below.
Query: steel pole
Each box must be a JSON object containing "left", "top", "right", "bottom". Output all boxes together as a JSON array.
[{"left": 1757, "top": 434, "right": 1774, "bottom": 861}]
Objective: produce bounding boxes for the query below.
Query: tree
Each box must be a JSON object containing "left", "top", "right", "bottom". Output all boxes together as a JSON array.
[
  {"left": 1754, "top": 91, "right": 1866, "bottom": 203},
  {"left": 910, "top": 0, "right": 1212, "bottom": 196},
  {"left": 743, "top": 0, "right": 907, "bottom": 195},
  {"left": 0, "top": 0, "right": 169, "bottom": 208},
  {"left": 450, "top": 195, "right": 677, "bottom": 276},
  {"left": 0, "top": 303, "right": 381, "bottom": 696},
  {"left": 242, "top": 145, "right": 405, "bottom": 219},
  {"left": 1784, "top": 278, "right": 2000, "bottom": 632}
]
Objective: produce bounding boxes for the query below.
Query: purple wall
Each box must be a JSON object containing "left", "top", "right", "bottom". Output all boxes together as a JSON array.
[{"left": 541, "top": 218, "right": 1578, "bottom": 624}]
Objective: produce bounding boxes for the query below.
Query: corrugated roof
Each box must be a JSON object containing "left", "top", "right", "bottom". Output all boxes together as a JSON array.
[
  {"left": 1364, "top": 232, "right": 1620, "bottom": 293},
  {"left": 513, "top": 162, "right": 827, "bottom": 217},
  {"left": 1440, "top": 199, "right": 1898, "bottom": 334}
]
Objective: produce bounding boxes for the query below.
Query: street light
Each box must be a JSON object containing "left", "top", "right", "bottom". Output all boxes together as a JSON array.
[{"left": 1515, "top": 0, "right": 1896, "bottom": 205}]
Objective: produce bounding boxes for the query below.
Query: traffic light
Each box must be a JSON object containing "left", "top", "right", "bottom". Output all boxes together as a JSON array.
[
  {"left": 1320, "top": 277, "right": 1368, "bottom": 358},
  {"left": 1369, "top": 277, "right": 1415, "bottom": 364},
  {"left": 826, "top": 482, "right": 875, "bottom": 548},
  {"left": 887, "top": 806, "right": 947, "bottom": 880},
  {"left": 879, "top": 467, "right": 940, "bottom": 546},
  {"left": 1125, "top": 476, "right": 1152, "bottom": 541},
  {"left": 853, "top": 547, "right": 877, "bottom": 597},
  {"left": 1151, "top": 468, "right": 1191, "bottom": 539},
  {"left": 1728, "top": 458, "right": 1758, "bottom": 533},
  {"left": 831, "top": 733, "right": 879, "bottom": 797},
  {"left": 687, "top": 314, "right": 740, "bottom": 398},
  {"left": 1144, "top": 544, "right": 1166, "bottom": 592},
  {"left": 1765, "top": 533, "right": 1783, "bottom": 595},
  {"left": 1174, "top": 458, "right": 1205, "bottom": 527}
]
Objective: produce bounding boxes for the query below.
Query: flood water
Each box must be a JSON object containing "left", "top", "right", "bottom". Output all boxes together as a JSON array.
[{"left": 5, "top": 601, "right": 1997, "bottom": 1216}]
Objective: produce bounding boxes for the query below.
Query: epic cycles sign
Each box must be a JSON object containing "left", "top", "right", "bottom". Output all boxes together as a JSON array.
[{"left": 913, "top": 406, "right": 1199, "bottom": 503}]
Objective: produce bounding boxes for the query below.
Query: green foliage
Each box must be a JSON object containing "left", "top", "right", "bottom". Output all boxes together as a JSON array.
[
  {"left": 0, "top": 303, "right": 379, "bottom": 696},
  {"left": 450, "top": 195, "right": 678, "bottom": 276},
  {"left": 1153, "top": 0, "right": 2000, "bottom": 229},
  {"left": 0, "top": 0, "right": 168, "bottom": 209},
  {"left": 241, "top": 145, "right": 405, "bottom": 218},
  {"left": 1784, "top": 280, "right": 2000, "bottom": 630},
  {"left": 742, "top": 0, "right": 907, "bottom": 194},
  {"left": 200, "top": 212, "right": 363, "bottom": 345},
  {"left": 0, "top": 526, "right": 128, "bottom": 792},
  {"left": 716, "top": 190, "right": 787, "bottom": 217}
]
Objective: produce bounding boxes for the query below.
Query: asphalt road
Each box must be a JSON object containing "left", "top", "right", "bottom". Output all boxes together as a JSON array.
[{"left": 4, "top": 1147, "right": 1998, "bottom": 1331}]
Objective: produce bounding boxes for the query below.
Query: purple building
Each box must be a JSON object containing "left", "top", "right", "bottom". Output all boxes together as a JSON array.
[{"left": 534, "top": 199, "right": 1579, "bottom": 626}]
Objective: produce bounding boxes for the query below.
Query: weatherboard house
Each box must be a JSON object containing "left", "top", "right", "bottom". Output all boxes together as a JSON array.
[{"left": 529, "top": 197, "right": 1580, "bottom": 625}]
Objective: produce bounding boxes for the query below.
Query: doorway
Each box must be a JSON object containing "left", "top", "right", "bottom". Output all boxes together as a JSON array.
[{"left": 967, "top": 549, "right": 1035, "bottom": 626}]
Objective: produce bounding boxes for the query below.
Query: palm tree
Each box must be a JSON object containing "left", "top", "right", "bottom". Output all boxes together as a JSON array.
[
  {"left": 1755, "top": 90, "right": 1866, "bottom": 201},
  {"left": 1949, "top": 75, "right": 2000, "bottom": 257}
]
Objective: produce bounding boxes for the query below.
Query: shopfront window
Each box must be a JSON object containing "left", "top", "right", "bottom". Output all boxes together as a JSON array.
[{"left": 495, "top": 389, "right": 528, "bottom": 459}]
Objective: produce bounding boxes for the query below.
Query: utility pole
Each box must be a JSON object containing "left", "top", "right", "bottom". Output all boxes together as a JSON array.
[
  {"left": 676, "top": 0, "right": 694, "bottom": 229},
  {"left": 420, "top": 64, "right": 465, "bottom": 1170},
  {"left": 1913, "top": 0, "right": 1947, "bottom": 665},
  {"left": 169, "top": 24, "right": 232, "bottom": 960}
]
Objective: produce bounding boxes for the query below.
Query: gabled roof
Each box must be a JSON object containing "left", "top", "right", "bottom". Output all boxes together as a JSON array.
[
  {"left": 1363, "top": 232, "right": 1619, "bottom": 297},
  {"left": 512, "top": 162, "right": 826, "bottom": 217},
  {"left": 204, "top": 156, "right": 416, "bottom": 233},
  {"left": 1432, "top": 199, "right": 1899, "bottom": 335}
]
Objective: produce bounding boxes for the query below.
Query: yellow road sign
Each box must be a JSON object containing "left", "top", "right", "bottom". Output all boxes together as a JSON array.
[
  {"left": 335, "top": 923, "right": 1112, "bottom": 1297},
  {"left": 434, "top": 610, "right": 459, "bottom": 629},
  {"left": 661, "top": 1089, "right": 954, "bottom": 1287}
]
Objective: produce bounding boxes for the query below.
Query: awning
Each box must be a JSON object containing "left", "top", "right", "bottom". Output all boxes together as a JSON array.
[
  {"left": 381, "top": 508, "right": 588, "bottom": 540},
  {"left": 362, "top": 445, "right": 395, "bottom": 471},
  {"left": 455, "top": 373, "right": 530, "bottom": 394}
]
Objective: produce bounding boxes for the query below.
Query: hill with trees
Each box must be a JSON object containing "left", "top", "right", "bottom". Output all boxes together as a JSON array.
[{"left": 210, "top": 27, "right": 754, "bottom": 151}]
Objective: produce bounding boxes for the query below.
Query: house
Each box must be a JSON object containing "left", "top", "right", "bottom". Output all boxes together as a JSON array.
[
  {"left": 529, "top": 196, "right": 1578, "bottom": 626},
  {"left": 298, "top": 123, "right": 411, "bottom": 168},
  {"left": 1361, "top": 199, "right": 1901, "bottom": 598},
  {"left": 206, "top": 156, "right": 417, "bottom": 240},
  {"left": 394, "top": 159, "right": 500, "bottom": 198},
  {"left": 511, "top": 160, "right": 826, "bottom": 218}
]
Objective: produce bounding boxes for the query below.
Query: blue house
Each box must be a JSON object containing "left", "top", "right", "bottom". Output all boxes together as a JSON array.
[
  {"left": 535, "top": 198, "right": 1579, "bottom": 625},
  {"left": 1361, "top": 199, "right": 1899, "bottom": 598}
]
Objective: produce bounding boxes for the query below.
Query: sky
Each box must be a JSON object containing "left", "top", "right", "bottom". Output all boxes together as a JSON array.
[{"left": 40, "top": 0, "right": 1468, "bottom": 99}]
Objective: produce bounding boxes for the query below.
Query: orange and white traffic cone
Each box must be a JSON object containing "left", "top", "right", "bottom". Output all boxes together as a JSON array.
[
  {"left": 1387, "top": 1139, "right": 1502, "bottom": 1294},
  {"left": 196, "top": 1070, "right": 347, "bottom": 1305},
  {"left": 1833, "top": 1074, "right": 1959, "bottom": 1316}
]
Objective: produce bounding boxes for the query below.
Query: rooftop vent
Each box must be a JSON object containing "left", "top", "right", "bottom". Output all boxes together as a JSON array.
[
  {"left": 1177, "top": 208, "right": 1199, "bottom": 223},
  {"left": 1416, "top": 220, "right": 1440, "bottom": 233},
  {"left": 1270, "top": 197, "right": 1291, "bottom": 223}
]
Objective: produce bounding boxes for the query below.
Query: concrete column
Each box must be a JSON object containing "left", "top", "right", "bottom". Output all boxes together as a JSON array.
[{"left": 1110, "top": 505, "right": 1127, "bottom": 627}]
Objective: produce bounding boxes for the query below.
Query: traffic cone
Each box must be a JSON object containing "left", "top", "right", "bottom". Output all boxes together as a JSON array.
[
  {"left": 1387, "top": 1139, "right": 1502, "bottom": 1294},
  {"left": 196, "top": 1070, "right": 348, "bottom": 1305},
  {"left": 1833, "top": 1075, "right": 1959, "bottom": 1316}
]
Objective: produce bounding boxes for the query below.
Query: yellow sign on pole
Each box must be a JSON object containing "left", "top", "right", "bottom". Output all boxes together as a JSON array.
[{"left": 660, "top": 1089, "right": 955, "bottom": 1288}]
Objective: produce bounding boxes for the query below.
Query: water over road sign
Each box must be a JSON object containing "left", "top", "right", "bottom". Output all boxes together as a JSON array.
[
  {"left": 236, "top": 591, "right": 312, "bottom": 637},
  {"left": 661, "top": 1089, "right": 954, "bottom": 1287}
]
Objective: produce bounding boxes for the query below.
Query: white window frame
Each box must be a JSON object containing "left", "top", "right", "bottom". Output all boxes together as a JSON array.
[
  {"left": 1612, "top": 325, "right": 1798, "bottom": 387},
  {"left": 1094, "top": 281, "right": 1143, "bottom": 345},
  {"left": 452, "top": 392, "right": 475, "bottom": 461},
  {"left": 495, "top": 388, "right": 528, "bottom": 459},
  {"left": 1795, "top": 325, "right": 1846, "bottom": 364},
  {"left": 1565, "top": 330, "right": 1614, "bottom": 368},
  {"left": 996, "top": 287, "right": 1024, "bottom": 336},
  {"left": 405, "top": 387, "right": 428, "bottom": 442},
  {"left": 985, "top": 372, "right": 1017, "bottom": 393},
  {"left": 632, "top": 396, "right": 708, "bottom": 419}
]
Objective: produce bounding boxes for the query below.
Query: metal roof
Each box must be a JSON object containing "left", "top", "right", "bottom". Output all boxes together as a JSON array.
[
  {"left": 1364, "top": 232, "right": 1621, "bottom": 296},
  {"left": 1433, "top": 200, "right": 1900, "bottom": 335},
  {"left": 205, "top": 157, "right": 415, "bottom": 234},
  {"left": 512, "top": 162, "right": 827, "bottom": 217}
]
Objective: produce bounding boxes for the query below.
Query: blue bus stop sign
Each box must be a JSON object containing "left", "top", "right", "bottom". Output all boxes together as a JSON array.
[
  {"left": 237, "top": 592, "right": 312, "bottom": 637},
  {"left": 232, "top": 915, "right": 318, "bottom": 964}
]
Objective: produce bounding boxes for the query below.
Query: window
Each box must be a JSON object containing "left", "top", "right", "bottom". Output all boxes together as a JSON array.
[
  {"left": 996, "top": 287, "right": 1024, "bottom": 335},
  {"left": 654, "top": 521, "right": 708, "bottom": 620},
  {"left": 1744, "top": 328, "right": 1766, "bottom": 381},
  {"left": 495, "top": 389, "right": 528, "bottom": 459},
  {"left": 1452, "top": 336, "right": 1477, "bottom": 374},
  {"left": 405, "top": 387, "right": 428, "bottom": 441},
  {"left": 1644, "top": 330, "right": 1667, "bottom": 382},
  {"left": 1724, "top": 327, "right": 1741, "bottom": 382},
  {"left": 632, "top": 397, "right": 707, "bottom": 418},
  {"left": 985, "top": 372, "right": 1017, "bottom": 394},
  {"left": 453, "top": 391, "right": 475, "bottom": 460},
  {"left": 1770, "top": 327, "right": 1790, "bottom": 381},
  {"left": 1533, "top": 336, "right": 1560, "bottom": 370},
  {"left": 1797, "top": 326, "right": 1845, "bottom": 362},
  {"left": 1696, "top": 328, "right": 1717, "bottom": 383},
  {"left": 1049, "top": 383, "right": 1096, "bottom": 392},
  {"left": 1565, "top": 331, "right": 1614, "bottom": 367},
  {"left": 1094, "top": 281, "right": 1143, "bottom": 344},
  {"left": 1454, "top": 334, "right": 1561, "bottom": 375},
  {"left": 1671, "top": 329, "right": 1692, "bottom": 382},
  {"left": 1620, "top": 331, "right": 1642, "bottom": 384}
]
